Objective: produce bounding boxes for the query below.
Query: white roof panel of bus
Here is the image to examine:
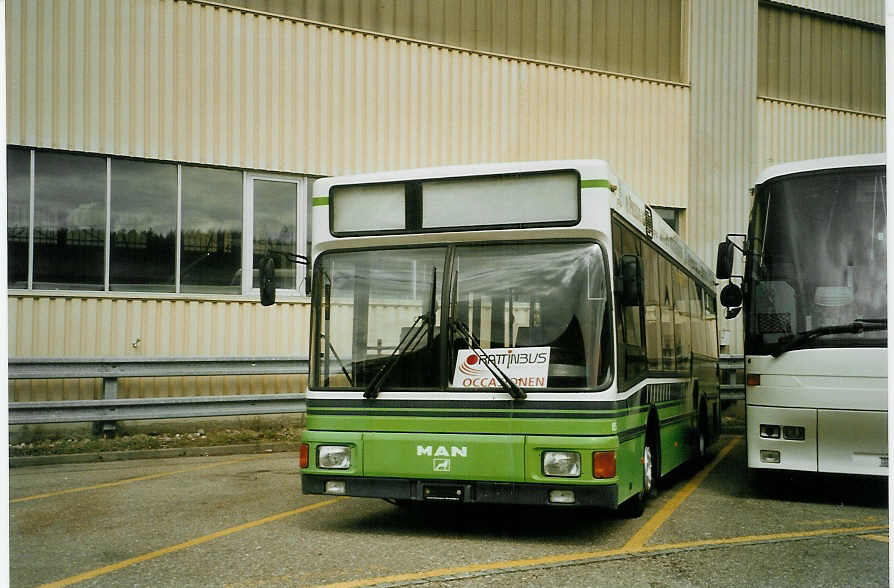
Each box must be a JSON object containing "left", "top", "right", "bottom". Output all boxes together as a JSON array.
[
  {"left": 754, "top": 153, "right": 886, "bottom": 186},
  {"left": 313, "top": 159, "right": 618, "bottom": 196}
]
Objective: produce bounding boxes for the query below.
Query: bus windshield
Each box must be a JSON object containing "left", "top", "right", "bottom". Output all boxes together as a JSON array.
[
  {"left": 745, "top": 166, "right": 887, "bottom": 355},
  {"left": 310, "top": 242, "right": 611, "bottom": 391}
]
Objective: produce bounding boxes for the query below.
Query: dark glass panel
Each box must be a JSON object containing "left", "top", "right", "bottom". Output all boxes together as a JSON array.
[
  {"left": 109, "top": 159, "right": 177, "bottom": 292},
  {"left": 33, "top": 151, "right": 106, "bottom": 290},
  {"left": 180, "top": 166, "right": 242, "bottom": 294},
  {"left": 252, "top": 179, "right": 297, "bottom": 290},
  {"left": 7, "top": 147, "right": 30, "bottom": 288}
]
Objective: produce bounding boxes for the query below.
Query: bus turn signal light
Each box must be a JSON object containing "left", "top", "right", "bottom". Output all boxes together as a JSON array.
[
  {"left": 746, "top": 374, "right": 761, "bottom": 387},
  {"left": 299, "top": 443, "right": 309, "bottom": 469},
  {"left": 592, "top": 451, "right": 616, "bottom": 479}
]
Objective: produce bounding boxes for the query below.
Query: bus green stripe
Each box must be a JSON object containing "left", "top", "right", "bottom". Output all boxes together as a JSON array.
[
  {"left": 312, "top": 196, "right": 329, "bottom": 206},
  {"left": 581, "top": 179, "right": 613, "bottom": 189}
]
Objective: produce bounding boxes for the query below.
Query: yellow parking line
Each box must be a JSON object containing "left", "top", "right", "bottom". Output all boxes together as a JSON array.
[
  {"left": 646, "top": 524, "right": 889, "bottom": 551},
  {"left": 624, "top": 436, "right": 741, "bottom": 550},
  {"left": 862, "top": 534, "right": 889, "bottom": 543},
  {"left": 315, "top": 524, "right": 888, "bottom": 588},
  {"left": 37, "top": 498, "right": 342, "bottom": 588},
  {"left": 797, "top": 515, "right": 886, "bottom": 526},
  {"left": 11, "top": 455, "right": 266, "bottom": 504},
  {"left": 314, "top": 547, "right": 632, "bottom": 588}
]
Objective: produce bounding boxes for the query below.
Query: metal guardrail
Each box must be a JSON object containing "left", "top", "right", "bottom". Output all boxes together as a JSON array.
[
  {"left": 8, "top": 356, "right": 309, "bottom": 427},
  {"left": 718, "top": 354, "right": 744, "bottom": 401},
  {"left": 9, "top": 354, "right": 745, "bottom": 426}
]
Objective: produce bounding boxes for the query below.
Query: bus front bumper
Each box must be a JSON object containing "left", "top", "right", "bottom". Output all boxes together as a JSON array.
[{"left": 301, "top": 474, "right": 619, "bottom": 507}]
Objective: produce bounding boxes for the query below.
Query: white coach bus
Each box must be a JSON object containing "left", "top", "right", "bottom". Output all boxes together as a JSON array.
[{"left": 717, "top": 153, "right": 887, "bottom": 476}]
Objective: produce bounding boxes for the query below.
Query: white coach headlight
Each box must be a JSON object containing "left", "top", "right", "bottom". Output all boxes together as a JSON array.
[
  {"left": 542, "top": 451, "right": 581, "bottom": 478},
  {"left": 318, "top": 445, "right": 351, "bottom": 469}
]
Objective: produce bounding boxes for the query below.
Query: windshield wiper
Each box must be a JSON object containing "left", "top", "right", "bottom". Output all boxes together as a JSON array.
[
  {"left": 449, "top": 318, "right": 527, "bottom": 400},
  {"left": 364, "top": 267, "right": 438, "bottom": 399},
  {"left": 772, "top": 319, "right": 887, "bottom": 357}
]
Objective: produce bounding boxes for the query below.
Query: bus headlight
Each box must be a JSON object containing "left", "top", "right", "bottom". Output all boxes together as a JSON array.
[
  {"left": 318, "top": 445, "right": 351, "bottom": 469},
  {"left": 542, "top": 451, "right": 581, "bottom": 477},
  {"left": 783, "top": 426, "right": 805, "bottom": 441},
  {"left": 760, "top": 424, "right": 780, "bottom": 439}
]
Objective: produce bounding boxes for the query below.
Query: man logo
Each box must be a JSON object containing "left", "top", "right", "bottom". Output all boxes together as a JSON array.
[
  {"left": 416, "top": 445, "right": 468, "bottom": 457},
  {"left": 433, "top": 458, "right": 451, "bottom": 472}
]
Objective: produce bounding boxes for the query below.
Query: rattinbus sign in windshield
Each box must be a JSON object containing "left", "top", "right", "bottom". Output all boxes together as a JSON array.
[{"left": 451, "top": 348, "right": 550, "bottom": 389}]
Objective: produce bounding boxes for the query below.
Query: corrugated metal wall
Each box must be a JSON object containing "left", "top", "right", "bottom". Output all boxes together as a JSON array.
[
  {"left": 7, "top": 0, "right": 885, "bottom": 367},
  {"left": 6, "top": 0, "right": 690, "bottom": 207},
  {"left": 758, "top": 2, "right": 885, "bottom": 115},
  {"left": 756, "top": 98, "right": 886, "bottom": 169},
  {"left": 219, "top": 0, "right": 686, "bottom": 82},
  {"left": 8, "top": 294, "right": 310, "bottom": 401},
  {"left": 687, "top": 0, "right": 758, "bottom": 351},
  {"left": 772, "top": 0, "right": 884, "bottom": 26}
]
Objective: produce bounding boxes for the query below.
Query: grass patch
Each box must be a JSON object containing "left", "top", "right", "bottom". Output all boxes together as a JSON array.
[{"left": 10, "top": 426, "right": 304, "bottom": 457}]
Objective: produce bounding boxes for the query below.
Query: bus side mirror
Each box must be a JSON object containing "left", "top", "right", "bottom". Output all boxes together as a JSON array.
[
  {"left": 618, "top": 254, "right": 643, "bottom": 307},
  {"left": 719, "top": 283, "right": 743, "bottom": 320},
  {"left": 260, "top": 256, "right": 276, "bottom": 306},
  {"left": 716, "top": 241, "right": 734, "bottom": 279}
]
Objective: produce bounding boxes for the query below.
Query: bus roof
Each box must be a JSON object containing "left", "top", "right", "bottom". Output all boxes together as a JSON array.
[
  {"left": 313, "top": 159, "right": 618, "bottom": 195},
  {"left": 755, "top": 153, "right": 886, "bottom": 186},
  {"left": 313, "top": 159, "right": 715, "bottom": 288}
]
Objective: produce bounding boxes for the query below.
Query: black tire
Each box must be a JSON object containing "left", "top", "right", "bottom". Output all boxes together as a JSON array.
[{"left": 696, "top": 401, "right": 709, "bottom": 462}]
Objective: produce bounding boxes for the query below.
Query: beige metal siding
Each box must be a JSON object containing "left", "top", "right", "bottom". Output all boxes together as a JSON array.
[
  {"left": 8, "top": 295, "right": 310, "bottom": 401},
  {"left": 756, "top": 98, "right": 886, "bottom": 170},
  {"left": 687, "top": 0, "right": 759, "bottom": 354},
  {"left": 218, "top": 0, "right": 686, "bottom": 82},
  {"left": 758, "top": 2, "right": 885, "bottom": 115},
  {"left": 7, "top": 0, "right": 690, "bottom": 207},
  {"left": 772, "top": 0, "right": 884, "bottom": 26}
]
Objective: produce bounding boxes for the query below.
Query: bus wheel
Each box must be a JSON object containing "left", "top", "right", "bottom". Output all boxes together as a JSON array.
[
  {"left": 619, "top": 440, "right": 655, "bottom": 518},
  {"left": 696, "top": 402, "right": 708, "bottom": 461}
]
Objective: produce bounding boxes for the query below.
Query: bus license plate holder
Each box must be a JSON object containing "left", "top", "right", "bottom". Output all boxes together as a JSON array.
[{"left": 421, "top": 483, "right": 465, "bottom": 502}]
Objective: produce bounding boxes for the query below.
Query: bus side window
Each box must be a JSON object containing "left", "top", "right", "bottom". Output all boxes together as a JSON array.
[
  {"left": 674, "top": 268, "right": 692, "bottom": 374},
  {"left": 704, "top": 289, "right": 718, "bottom": 359},
  {"left": 643, "top": 245, "right": 661, "bottom": 372},
  {"left": 621, "top": 228, "right": 646, "bottom": 381},
  {"left": 659, "top": 257, "right": 676, "bottom": 372},
  {"left": 690, "top": 279, "right": 705, "bottom": 359},
  {"left": 612, "top": 222, "right": 627, "bottom": 384}
]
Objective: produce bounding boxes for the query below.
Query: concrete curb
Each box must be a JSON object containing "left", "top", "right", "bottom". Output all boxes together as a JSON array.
[{"left": 9, "top": 441, "right": 302, "bottom": 467}]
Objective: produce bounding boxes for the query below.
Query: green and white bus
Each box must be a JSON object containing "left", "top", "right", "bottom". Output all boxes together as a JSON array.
[{"left": 275, "top": 160, "right": 720, "bottom": 515}]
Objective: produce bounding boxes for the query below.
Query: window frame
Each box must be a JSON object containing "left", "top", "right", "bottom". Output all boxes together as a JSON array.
[
  {"left": 7, "top": 147, "right": 310, "bottom": 299},
  {"left": 243, "top": 172, "right": 309, "bottom": 296}
]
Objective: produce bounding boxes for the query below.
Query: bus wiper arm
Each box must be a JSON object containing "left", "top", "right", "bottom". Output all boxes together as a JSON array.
[
  {"left": 773, "top": 321, "right": 887, "bottom": 358},
  {"left": 449, "top": 318, "right": 526, "bottom": 400},
  {"left": 364, "top": 313, "right": 429, "bottom": 399},
  {"left": 365, "top": 267, "right": 438, "bottom": 400}
]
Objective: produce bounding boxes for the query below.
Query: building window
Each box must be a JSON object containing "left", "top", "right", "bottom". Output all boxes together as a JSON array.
[
  {"left": 180, "top": 166, "right": 243, "bottom": 294},
  {"left": 110, "top": 158, "right": 178, "bottom": 292},
  {"left": 6, "top": 147, "right": 308, "bottom": 297},
  {"left": 652, "top": 206, "right": 680, "bottom": 233},
  {"left": 7, "top": 147, "right": 30, "bottom": 288},
  {"left": 33, "top": 151, "right": 107, "bottom": 290},
  {"left": 251, "top": 178, "right": 299, "bottom": 290}
]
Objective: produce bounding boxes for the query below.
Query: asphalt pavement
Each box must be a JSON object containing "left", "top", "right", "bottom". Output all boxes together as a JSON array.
[{"left": 9, "top": 435, "right": 889, "bottom": 587}]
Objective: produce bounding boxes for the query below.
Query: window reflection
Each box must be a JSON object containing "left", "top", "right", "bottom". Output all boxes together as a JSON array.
[
  {"left": 33, "top": 151, "right": 106, "bottom": 290},
  {"left": 110, "top": 159, "right": 177, "bottom": 292},
  {"left": 253, "top": 179, "right": 297, "bottom": 290},
  {"left": 7, "top": 147, "right": 30, "bottom": 288},
  {"left": 180, "top": 166, "right": 243, "bottom": 294}
]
